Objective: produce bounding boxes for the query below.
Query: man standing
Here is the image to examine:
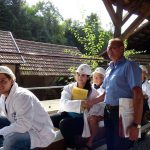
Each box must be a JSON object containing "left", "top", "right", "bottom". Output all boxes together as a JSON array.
[{"left": 87, "top": 38, "right": 143, "bottom": 150}]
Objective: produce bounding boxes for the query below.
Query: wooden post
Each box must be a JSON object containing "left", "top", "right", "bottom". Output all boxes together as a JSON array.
[{"left": 114, "top": 0, "right": 123, "bottom": 38}]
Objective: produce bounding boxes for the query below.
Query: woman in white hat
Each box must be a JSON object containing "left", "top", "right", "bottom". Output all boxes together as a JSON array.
[
  {"left": 92, "top": 67, "right": 106, "bottom": 95},
  {"left": 0, "top": 66, "right": 56, "bottom": 150},
  {"left": 86, "top": 67, "right": 106, "bottom": 147},
  {"left": 50, "top": 64, "right": 100, "bottom": 150}
]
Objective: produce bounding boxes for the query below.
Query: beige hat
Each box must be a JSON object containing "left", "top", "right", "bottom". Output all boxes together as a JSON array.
[
  {"left": 93, "top": 67, "right": 106, "bottom": 77},
  {"left": 0, "top": 66, "right": 16, "bottom": 81},
  {"left": 76, "top": 64, "right": 91, "bottom": 75},
  {"left": 139, "top": 65, "right": 148, "bottom": 74}
]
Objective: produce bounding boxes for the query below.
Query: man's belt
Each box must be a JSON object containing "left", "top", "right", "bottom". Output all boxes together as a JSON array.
[{"left": 106, "top": 104, "right": 119, "bottom": 110}]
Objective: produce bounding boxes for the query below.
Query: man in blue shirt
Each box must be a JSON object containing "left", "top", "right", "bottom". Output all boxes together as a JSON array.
[{"left": 86, "top": 38, "right": 143, "bottom": 150}]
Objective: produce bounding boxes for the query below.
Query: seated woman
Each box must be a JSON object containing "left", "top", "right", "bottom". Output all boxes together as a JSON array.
[
  {"left": 50, "top": 64, "right": 104, "bottom": 150},
  {"left": 86, "top": 67, "right": 106, "bottom": 147}
]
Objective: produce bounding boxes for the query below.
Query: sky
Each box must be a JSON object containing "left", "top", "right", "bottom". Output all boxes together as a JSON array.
[
  {"left": 25, "top": 0, "right": 146, "bottom": 32},
  {"left": 25, "top": 0, "right": 112, "bottom": 30}
]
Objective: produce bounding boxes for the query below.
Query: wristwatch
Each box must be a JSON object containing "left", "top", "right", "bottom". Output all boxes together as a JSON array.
[{"left": 132, "top": 123, "right": 141, "bottom": 129}]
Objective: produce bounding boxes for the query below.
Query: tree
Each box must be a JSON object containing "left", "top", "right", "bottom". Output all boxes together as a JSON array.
[
  {"left": 70, "top": 13, "right": 112, "bottom": 68},
  {"left": 0, "top": 0, "right": 68, "bottom": 44}
]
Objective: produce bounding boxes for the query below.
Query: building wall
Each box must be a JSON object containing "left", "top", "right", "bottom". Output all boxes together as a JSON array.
[{"left": 19, "top": 75, "right": 63, "bottom": 100}]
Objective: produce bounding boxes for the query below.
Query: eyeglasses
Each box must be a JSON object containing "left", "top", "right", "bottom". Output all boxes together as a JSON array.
[
  {"left": 107, "top": 46, "right": 120, "bottom": 50},
  {"left": 0, "top": 78, "right": 9, "bottom": 85}
]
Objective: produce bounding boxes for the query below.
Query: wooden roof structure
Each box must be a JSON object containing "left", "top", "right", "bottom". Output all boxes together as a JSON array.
[
  {"left": 102, "top": 0, "right": 150, "bottom": 52},
  {"left": 127, "top": 21, "right": 150, "bottom": 51},
  {"left": 101, "top": 0, "right": 150, "bottom": 68}
]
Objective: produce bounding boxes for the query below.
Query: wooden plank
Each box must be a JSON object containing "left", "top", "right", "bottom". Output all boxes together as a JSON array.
[
  {"left": 40, "top": 99, "right": 60, "bottom": 114},
  {"left": 121, "top": 8, "right": 150, "bottom": 39},
  {"left": 102, "top": 0, "right": 118, "bottom": 27}
]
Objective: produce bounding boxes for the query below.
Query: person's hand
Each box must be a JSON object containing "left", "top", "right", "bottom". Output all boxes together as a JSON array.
[
  {"left": 127, "top": 125, "right": 140, "bottom": 141},
  {"left": 81, "top": 100, "right": 90, "bottom": 109},
  {"left": 86, "top": 100, "right": 94, "bottom": 108},
  {"left": 143, "top": 94, "right": 148, "bottom": 100}
]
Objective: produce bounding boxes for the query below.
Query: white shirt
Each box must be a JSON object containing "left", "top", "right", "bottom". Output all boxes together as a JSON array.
[
  {"left": 92, "top": 84, "right": 105, "bottom": 96},
  {"left": 0, "top": 82, "right": 56, "bottom": 149},
  {"left": 142, "top": 80, "right": 150, "bottom": 108}
]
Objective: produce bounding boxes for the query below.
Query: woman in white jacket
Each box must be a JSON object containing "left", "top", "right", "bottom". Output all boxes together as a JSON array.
[
  {"left": 50, "top": 64, "right": 101, "bottom": 149},
  {"left": 0, "top": 66, "right": 56, "bottom": 150}
]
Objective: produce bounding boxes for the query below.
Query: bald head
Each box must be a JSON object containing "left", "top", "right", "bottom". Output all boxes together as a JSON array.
[{"left": 107, "top": 38, "right": 125, "bottom": 62}]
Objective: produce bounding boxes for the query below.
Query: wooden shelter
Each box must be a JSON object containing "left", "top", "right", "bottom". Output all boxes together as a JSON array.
[
  {"left": 102, "top": 0, "right": 150, "bottom": 40},
  {"left": 102, "top": 0, "right": 150, "bottom": 73}
]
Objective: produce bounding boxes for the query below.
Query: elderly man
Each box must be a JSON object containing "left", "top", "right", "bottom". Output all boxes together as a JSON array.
[{"left": 87, "top": 38, "right": 143, "bottom": 150}]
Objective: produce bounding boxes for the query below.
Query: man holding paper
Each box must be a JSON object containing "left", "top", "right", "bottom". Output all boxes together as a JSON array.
[{"left": 88, "top": 38, "right": 143, "bottom": 150}]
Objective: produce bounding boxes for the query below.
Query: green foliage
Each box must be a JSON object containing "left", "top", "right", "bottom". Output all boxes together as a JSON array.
[
  {"left": 63, "top": 49, "right": 81, "bottom": 56},
  {"left": 124, "top": 39, "right": 144, "bottom": 58},
  {"left": 124, "top": 50, "right": 139, "bottom": 58},
  {"left": 70, "top": 13, "right": 112, "bottom": 69},
  {"left": 0, "top": 0, "right": 68, "bottom": 44},
  {"left": 80, "top": 54, "right": 104, "bottom": 69}
]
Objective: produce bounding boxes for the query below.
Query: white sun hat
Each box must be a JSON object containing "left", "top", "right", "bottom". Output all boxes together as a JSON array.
[
  {"left": 76, "top": 64, "right": 91, "bottom": 75},
  {"left": 0, "top": 66, "right": 16, "bottom": 81},
  {"left": 139, "top": 65, "right": 148, "bottom": 74},
  {"left": 93, "top": 67, "right": 106, "bottom": 77}
]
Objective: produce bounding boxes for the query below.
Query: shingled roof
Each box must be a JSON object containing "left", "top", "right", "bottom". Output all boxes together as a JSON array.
[
  {"left": 0, "top": 30, "right": 24, "bottom": 64},
  {"left": 15, "top": 39, "right": 83, "bottom": 76}
]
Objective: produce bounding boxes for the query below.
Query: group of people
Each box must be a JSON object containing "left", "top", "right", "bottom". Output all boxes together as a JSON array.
[
  {"left": 0, "top": 38, "right": 149, "bottom": 150},
  {"left": 51, "top": 64, "right": 106, "bottom": 150}
]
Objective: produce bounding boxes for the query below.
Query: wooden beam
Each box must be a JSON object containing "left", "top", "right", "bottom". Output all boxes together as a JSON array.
[
  {"left": 102, "top": 0, "right": 118, "bottom": 27},
  {"left": 129, "top": 22, "right": 150, "bottom": 37},
  {"left": 122, "top": 12, "right": 132, "bottom": 26},
  {"left": 122, "top": 0, "right": 143, "bottom": 26},
  {"left": 114, "top": 0, "right": 123, "bottom": 37},
  {"left": 121, "top": 10, "right": 150, "bottom": 40}
]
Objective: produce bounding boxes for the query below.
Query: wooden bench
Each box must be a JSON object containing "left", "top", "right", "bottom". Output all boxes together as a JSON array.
[
  {"left": 39, "top": 100, "right": 66, "bottom": 150},
  {"left": 40, "top": 99, "right": 60, "bottom": 115}
]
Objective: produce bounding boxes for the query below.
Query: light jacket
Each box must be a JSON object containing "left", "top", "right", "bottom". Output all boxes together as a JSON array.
[
  {"left": 59, "top": 82, "right": 99, "bottom": 137},
  {"left": 92, "top": 83, "right": 105, "bottom": 127},
  {"left": 92, "top": 84, "right": 105, "bottom": 96},
  {"left": 0, "top": 82, "right": 56, "bottom": 149},
  {"left": 142, "top": 80, "right": 150, "bottom": 108}
]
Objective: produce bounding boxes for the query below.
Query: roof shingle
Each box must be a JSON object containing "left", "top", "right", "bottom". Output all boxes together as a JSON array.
[
  {"left": 16, "top": 39, "right": 83, "bottom": 76},
  {"left": 0, "top": 30, "right": 24, "bottom": 64}
]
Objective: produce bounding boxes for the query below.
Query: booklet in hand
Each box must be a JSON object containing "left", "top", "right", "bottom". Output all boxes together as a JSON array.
[{"left": 71, "top": 87, "right": 88, "bottom": 100}]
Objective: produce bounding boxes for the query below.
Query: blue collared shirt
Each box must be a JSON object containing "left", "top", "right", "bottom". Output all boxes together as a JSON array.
[{"left": 102, "top": 57, "right": 142, "bottom": 106}]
